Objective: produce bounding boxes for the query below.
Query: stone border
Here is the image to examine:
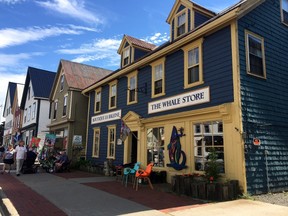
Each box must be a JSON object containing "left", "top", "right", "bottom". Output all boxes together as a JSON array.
[{"left": 0, "top": 187, "right": 19, "bottom": 216}]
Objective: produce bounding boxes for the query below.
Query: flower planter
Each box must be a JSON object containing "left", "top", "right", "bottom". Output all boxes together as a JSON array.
[{"left": 206, "top": 183, "right": 216, "bottom": 200}]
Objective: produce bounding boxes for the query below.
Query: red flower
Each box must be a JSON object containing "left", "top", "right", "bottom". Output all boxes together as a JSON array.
[{"left": 209, "top": 176, "right": 214, "bottom": 183}]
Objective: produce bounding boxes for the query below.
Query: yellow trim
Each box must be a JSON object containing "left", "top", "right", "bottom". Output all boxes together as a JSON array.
[
  {"left": 245, "top": 30, "right": 266, "bottom": 79},
  {"left": 231, "top": 22, "right": 247, "bottom": 192},
  {"left": 182, "top": 38, "right": 204, "bottom": 89},
  {"left": 108, "top": 80, "right": 118, "bottom": 110},
  {"left": 107, "top": 124, "right": 116, "bottom": 159},
  {"left": 150, "top": 58, "right": 166, "bottom": 98},
  {"left": 92, "top": 127, "right": 100, "bottom": 158},
  {"left": 83, "top": 8, "right": 239, "bottom": 94},
  {"left": 84, "top": 95, "right": 90, "bottom": 159},
  {"left": 94, "top": 87, "right": 102, "bottom": 114},
  {"left": 126, "top": 71, "right": 138, "bottom": 105}
]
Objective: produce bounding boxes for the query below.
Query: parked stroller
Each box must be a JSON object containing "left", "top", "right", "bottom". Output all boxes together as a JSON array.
[{"left": 21, "top": 149, "right": 38, "bottom": 174}]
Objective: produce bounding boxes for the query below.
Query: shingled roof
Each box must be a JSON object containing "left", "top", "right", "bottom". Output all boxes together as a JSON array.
[
  {"left": 125, "top": 35, "right": 157, "bottom": 51},
  {"left": 60, "top": 60, "right": 113, "bottom": 91},
  {"left": 20, "top": 67, "right": 56, "bottom": 109}
]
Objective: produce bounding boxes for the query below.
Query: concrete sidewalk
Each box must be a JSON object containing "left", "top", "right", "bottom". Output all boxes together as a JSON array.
[{"left": 1, "top": 170, "right": 288, "bottom": 216}]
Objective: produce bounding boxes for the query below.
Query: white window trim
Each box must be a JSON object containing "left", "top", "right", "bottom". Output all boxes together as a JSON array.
[
  {"left": 62, "top": 94, "right": 68, "bottom": 117},
  {"left": 245, "top": 30, "right": 266, "bottom": 79},
  {"left": 53, "top": 100, "right": 58, "bottom": 120},
  {"left": 60, "top": 74, "right": 64, "bottom": 92},
  {"left": 150, "top": 58, "right": 166, "bottom": 98},
  {"left": 182, "top": 38, "right": 204, "bottom": 89},
  {"left": 126, "top": 71, "right": 138, "bottom": 105},
  {"left": 107, "top": 125, "right": 116, "bottom": 159}
]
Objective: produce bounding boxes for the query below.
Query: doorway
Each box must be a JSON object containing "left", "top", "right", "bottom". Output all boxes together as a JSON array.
[{"left": 130, "top": 131, "right": 138, "bottom": 164}]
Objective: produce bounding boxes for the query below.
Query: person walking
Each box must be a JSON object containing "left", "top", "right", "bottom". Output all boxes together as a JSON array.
[
  {"left": 14, "top": 140, "right": 27, "bottom": 176},
  {"left": 2, "top": 144, "right": 15, "bottom": 174}
]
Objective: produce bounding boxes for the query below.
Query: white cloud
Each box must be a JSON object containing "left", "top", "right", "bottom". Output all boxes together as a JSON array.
[
  {"left": 0, "top": 0, "right": 25, "bottom": 4},
  {"left": 35, "top": 0, "right": 103, "bottom": 24},
  {"left": 57, "top": 38, "right": 121, "bottom": 67},
  {"left": 143, "top": 32, "right": 169, "bottom": 45},
  {"left": 0, "top": 53, "right": 43, "bottom": 67},
  {"left": 0, "top": 25, "right": 97, "bottom": 48}
]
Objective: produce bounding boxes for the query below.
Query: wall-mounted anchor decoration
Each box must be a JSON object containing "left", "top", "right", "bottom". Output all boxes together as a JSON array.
[{"left": 167, "top": 126, "right": 187, "bottom": 171}]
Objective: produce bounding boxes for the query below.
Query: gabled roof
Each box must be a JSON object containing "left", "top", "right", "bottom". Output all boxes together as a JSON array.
[
  {"left": 117, "top": 35, "right": 157, "bottom": 54},
  {"left": 3, "top": 82, "right": 17, "bottom": 116},
  {"left": 167, "top": 0, "right": 216, "bottom": 24},
  {"left": 50, "top": 60, "right": 113, "bottom": 100},
  {"left": 20, "top": 67, "right": 56, "bottom": 109}
]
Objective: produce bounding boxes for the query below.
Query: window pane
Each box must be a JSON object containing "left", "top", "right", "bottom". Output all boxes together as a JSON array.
[
  {"left": 130, "top": 76, "right": 136, "bottom": 90},
  {"left": 154, "top": 80, "right": 163, "bottom": 95},
  {"left": 94, "top": 130, "right": 100, "bottom": 156},
  {"left": 155, "top": 64, "right": 163, "bottom": 80},
  {"left": 129, "top": 89, "right": 136, "bottom": 102},
  {"left": 194, "top": 121, "right": 224, "bottom": 173},
  {"left": 147, "top": 127, "right": 165, "bottom": 167},
  {"left": 248, "top": 34, "right": 264, "bottom": 76},
  {"left": 188, "top": 48, "right": 199, "bottom": 67},
  {"left": 111, "top": 96, "right": 116, "bottom": 107},
  {"left": 188, "top": 66, "right": 199, "bottom": 84}
]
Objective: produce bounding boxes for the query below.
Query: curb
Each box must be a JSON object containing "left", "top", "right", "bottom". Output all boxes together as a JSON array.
[{"left": 0, "top": 187, "right": 19, "bottom": 216}]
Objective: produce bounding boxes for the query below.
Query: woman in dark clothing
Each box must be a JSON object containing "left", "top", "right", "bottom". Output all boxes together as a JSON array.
[{"left": 2, "top": 144, "right": 15, "bottom": 174}]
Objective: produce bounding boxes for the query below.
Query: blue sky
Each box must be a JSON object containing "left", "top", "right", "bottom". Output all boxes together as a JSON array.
[{"left": 0, "top": 0, "right": 239, "bottom": 117}]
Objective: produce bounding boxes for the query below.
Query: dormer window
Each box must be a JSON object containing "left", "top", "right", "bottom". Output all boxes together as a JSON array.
[
  {"left": 177, "top": 12, "right": 186, "bottom": 37},
  {"left": 123, "top": 47, "right": 130, "bottom": 67}
]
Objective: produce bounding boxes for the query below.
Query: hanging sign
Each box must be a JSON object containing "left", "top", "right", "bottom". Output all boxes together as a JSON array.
[{"left": 253, "top": 138, "right": 261, "bottom": 146}]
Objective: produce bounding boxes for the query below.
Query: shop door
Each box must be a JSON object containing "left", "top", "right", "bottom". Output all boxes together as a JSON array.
[{"left": 131, "top": 131, "right": 138, "bottom": 164}]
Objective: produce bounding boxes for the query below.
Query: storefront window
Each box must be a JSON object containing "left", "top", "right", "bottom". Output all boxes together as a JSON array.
[
  {"left": 147, "top": 127, "right": 164, "bottom": 167},
  {"left": 194, "top": 121, "right": 224, "bottom": 173}
]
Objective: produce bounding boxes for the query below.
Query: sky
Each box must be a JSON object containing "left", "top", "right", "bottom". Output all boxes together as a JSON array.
[{"left": 0, "top": 0, "right": 239, "bottom": 121}]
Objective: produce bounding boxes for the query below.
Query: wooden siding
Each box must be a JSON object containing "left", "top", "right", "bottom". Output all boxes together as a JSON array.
[
  {"left": 134, "top": 48, "right": 149, "bottom": 62},
  {"left": 238, "top": 0, "right": 288, "bottom": 194},
  {"left": 194, "top": 11, "right": 211, "bottom": 28}
]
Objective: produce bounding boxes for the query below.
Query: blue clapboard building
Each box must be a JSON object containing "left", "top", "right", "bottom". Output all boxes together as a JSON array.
[{"left": 83, "top": 0, "right": 288, "bottom": 195}]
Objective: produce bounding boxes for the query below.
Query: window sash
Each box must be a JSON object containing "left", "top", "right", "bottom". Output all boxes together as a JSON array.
[
  {"left": 63, "top": 96, "right": 67, "bottom": 116},
  {"left": 108, "top": 127, "right": 115, "bottom": 158},
  {"left": 110, "top": 84, "right": 117, "bottom": 108},
  {"left": 247, "top": 33, "right": 265, "bottom": 77},
  {"left": 60, "top": 75, "right": 64, "bottom": 91},
  {"left": 32, "top": 102, "right": 36, "bottom": 119},
  {"left": 128, "top": 76, "right": 136, "bottom": 103},
  {"left": 95, "top": 91, "right": 101, "bottom": 112},
  {"left": 146, "top": 127, "right": 165, "bottom": 167},
  {"left": 188, "top": 47, "right": 200, "bottom": 84},
  {"left": 177, "top": 13, "right": 186, "bottom": 36},
  {"left": 194, "top": 121, "right": 224, "bottom": 173},
  {"left": 154, "top": 64, "right": 163, "bottom": 95},
  {"left": 53, "top": 102, "right": 58, "bottom": 119},
  {"left": 93, "top": 129, "right": 100, "bottom": 157}
]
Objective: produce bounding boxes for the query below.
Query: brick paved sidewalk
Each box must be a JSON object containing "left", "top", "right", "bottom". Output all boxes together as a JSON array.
[{"left": 0, "top": 172, "right": 66, "bottom": 216}]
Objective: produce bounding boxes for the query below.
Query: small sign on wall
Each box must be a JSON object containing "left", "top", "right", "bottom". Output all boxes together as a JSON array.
[{"left": 253, "top": 138, "right": 261, "bottom": 146}]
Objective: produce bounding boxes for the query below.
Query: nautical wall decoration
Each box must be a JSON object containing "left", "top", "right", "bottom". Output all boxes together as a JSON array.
[{"left": 167, "top": 126, "right": 187, "bottom": 170}]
